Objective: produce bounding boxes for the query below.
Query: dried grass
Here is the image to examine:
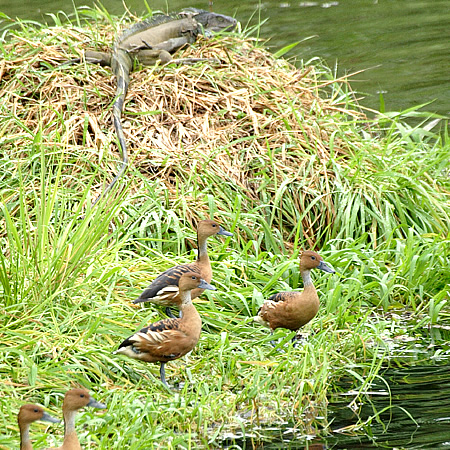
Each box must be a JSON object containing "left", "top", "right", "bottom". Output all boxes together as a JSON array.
[{"left": 1, "top": 21, "right": 369, "bottom": 245}]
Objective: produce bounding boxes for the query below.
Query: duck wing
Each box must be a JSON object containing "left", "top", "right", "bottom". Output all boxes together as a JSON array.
[
  {"left": 121, "top": 318, "right": 194, "bottom": 359},
  {"left": 133, "top": 263, "right": 200, "bottom": 305},
  {"left": 267, "top": 292, "right": 294, "bottom": 303},
  {"left": 257, "top": 291, "right": 293, "bottom": 314}
]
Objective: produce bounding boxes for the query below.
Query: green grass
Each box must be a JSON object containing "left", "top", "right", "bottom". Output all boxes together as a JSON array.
[{"left": 0, "top": 6, "right": 449, "bottom": 449}]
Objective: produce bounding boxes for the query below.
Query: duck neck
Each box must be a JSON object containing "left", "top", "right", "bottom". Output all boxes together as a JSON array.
[
  {"left": 179, "top": 290, "right": 193, "bottom": 309},
  {"left": 179, "top": 294, "right": 202, "bottom": 330},
  {"left": 197, "top": 232, "right": 209, "bottom": 263},
  {"left": 301, "top": 269, "right": 314, "bottom": 288},
  {"left": 19, "top": 423, "right": 32, "bottom": 450},
  {"left": 63, "top": 409, "right": 81, "bottom": 449}
]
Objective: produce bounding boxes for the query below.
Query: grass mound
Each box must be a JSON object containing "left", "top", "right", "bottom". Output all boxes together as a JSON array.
[{"left": 2, "top": 10, "right": 447, "bottom": 249}]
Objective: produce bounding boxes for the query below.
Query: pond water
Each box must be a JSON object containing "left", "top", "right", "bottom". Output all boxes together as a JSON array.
[
  {"left": 221, "top": 361, "right": 450, "bottom": 449},
  {"left": 0, "top": 0, "right": 449, "bottom": 117},
  {"left": 216, "top": 321, "right": 450, "bottom": 448},
  {"left": 218, "top": 323, "right": 450, "bottom": 448},
  {"left": 326, "top": 365, "right": 450, "bottom": 448}
]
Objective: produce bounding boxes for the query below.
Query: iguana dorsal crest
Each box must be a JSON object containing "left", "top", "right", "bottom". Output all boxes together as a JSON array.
[{"left": 116, "top": 11, "right": 204, "bottom": 45}]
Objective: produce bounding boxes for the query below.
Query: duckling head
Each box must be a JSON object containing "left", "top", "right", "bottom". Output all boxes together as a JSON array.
[
  {"left": 18, "top": 404, "right": 60, "bottom": 426},
  {"left": 299, "top": 250, "right": 335, "bottom": 273},
  {"left": 63, "top": 389, "right": 106, "bottom": 412}
]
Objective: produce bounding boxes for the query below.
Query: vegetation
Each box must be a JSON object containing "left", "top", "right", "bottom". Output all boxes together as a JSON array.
[{"left": 0, "top": 6, "right": 448, "bottom": 448}]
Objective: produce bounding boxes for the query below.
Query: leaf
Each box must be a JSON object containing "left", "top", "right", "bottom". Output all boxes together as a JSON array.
[{"left": 273, "top": 41, "right": 300, "bottom": 58}]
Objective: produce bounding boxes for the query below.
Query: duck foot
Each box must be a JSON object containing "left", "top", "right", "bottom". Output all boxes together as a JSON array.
[
  {"left": 269, "top": 332, "right": 307, "bottom": 350},
  {"left": 292, "top": 332, "right": 308, "bottom": 348},
  {"left": 269, "top": 332, "right": 287, "bottom": 352}
]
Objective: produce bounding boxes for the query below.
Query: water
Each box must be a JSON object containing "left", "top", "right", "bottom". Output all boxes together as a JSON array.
[
  {"left": 219, "top": 320, "right": 450, "bottom": 450},
  {"left": 0, "top": 0, "right": 449, "bottom": 117},
  {"left": 327, "top": 364, "right": 450, "bottom": 449},
  {"left": 221, "top": 363, "right": 450, "bottom": 449},
  {"left": 219, "top": 323, "right": 450, "bottom": 448}
]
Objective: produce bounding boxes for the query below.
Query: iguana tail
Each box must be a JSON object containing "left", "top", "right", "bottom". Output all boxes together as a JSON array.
[{"left": 92, "top": 48, "right": 131, "bottom": 206}]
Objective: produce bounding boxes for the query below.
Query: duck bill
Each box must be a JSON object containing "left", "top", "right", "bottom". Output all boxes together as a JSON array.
[
  {"left": 199, "top": 279, "right": 216, "bottom": 291},
  {"left": 87, "top": 397, "right": 107, "bottom": 409},
  {"left": 318, "top": 260, "right": 335, "bottom": 273},
  {"left": 218, "top": 226, "right": 233, "bottom": 237},
  {"left": 41, "top": 411, "right": 61, "bottom": 423}
]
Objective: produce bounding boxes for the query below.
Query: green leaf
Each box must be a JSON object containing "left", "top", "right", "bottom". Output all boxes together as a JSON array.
[{"left": 273, "top": 41, "right": 300, "bottom": 58}]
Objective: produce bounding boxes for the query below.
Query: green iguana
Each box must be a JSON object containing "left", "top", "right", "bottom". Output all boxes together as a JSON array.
[{"left": 77, "top": 8, "right": 237, "bottom": 205}]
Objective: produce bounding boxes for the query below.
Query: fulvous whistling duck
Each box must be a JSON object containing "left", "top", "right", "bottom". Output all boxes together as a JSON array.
[
  {"left": 117, "top": 272, "right": 216, "bottom": 387},
  {"left": 49, "top": 388, "right": 106, "bottom": 450},
  {"left": 18, "top": 404, "right": 59, "bottom": 450},
  {"left": 133, "top": 219, "right": 232, "bottom": 317},
  {"left": 254, "top": 251, "right": 335, "bottom": 338}
]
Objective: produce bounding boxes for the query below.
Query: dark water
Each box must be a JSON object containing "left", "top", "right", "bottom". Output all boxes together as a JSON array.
[
  {"left": 0, "top": 0, "right": 449, "bottom": 117},
  {"left": 221, "top": 325, "right": 450, "bottom": 448},
  {"left": 326, "top": 365, "right": 450, "bottom": 449},
  {"left": 222, "top": 363, "right": 450, "bottom": 449}
]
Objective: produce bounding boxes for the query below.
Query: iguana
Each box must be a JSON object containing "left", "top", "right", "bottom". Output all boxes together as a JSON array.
[{"left": 77, "top": 8, "right": 237, "bottom": 206}]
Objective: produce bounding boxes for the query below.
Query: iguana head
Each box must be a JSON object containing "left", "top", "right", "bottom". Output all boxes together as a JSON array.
[{"left": 181, "top": 8, "right": 238, "bottom": 32}]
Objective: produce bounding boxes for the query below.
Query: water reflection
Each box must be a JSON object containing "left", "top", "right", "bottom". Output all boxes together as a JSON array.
[
  {"left": 327, "top": 364, "right": 450, "bottom": 449},
  {"left": 221, "top": 363, "right": 450, "bottom": 449}
]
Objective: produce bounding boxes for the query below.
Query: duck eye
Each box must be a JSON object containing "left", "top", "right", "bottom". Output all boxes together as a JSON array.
[
  {"left": 311, "top": 256, "right": 316, "bottom": 260},
  {"left": 34, "top": 408, "right": 39, "bottom": 413},
  {"left": 191, "top": 276, "right": 196, "bottom": 280},
  {"left": 80, "top": 394, "right": 85, "bottom": 398}
]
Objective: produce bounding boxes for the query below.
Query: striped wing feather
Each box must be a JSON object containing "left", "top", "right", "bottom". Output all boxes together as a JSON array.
[
  {"left": 267, "top": 292, "right": 292, "bottom": 303},
  {"left": 119, "top": 318, "right": 183, "bottom": 357},
  {"left": 257, "top": 291, "right": 291, "bottom": 314},
  {"left": 133, "top": 263, "right": 200, "bottom": 304},
  {"left": 125, "top": 318, "right": 188, "bottom": 359}
]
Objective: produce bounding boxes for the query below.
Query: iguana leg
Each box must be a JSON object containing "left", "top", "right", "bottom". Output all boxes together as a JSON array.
[
  {"left": 152, "top": 36, "right": 193, "bottom": 53},
  {"left": 58, "top": 50, "right": 111, "bottom": 67},
  {"left": 135, "top": 49, "right": 173, "bottom": 65},
  {"left": 125, "top": 35, "right": 191, "bottom": 54},
  {"left": 84, "top": 50, "right": 112, "bottom": 66},
  {"left": 125, "top": 40, "right": 153, "bottom": 52}
]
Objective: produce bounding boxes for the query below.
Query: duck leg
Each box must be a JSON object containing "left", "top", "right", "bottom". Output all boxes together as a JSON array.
[
  {"left": 165, "top": 307, "right": 179, "bottom": 319},
  {"left": 269, "top": 331, "right": 278, "bottom": 348},
  {"left": 269, "top": 332, "right": 292, "bottom": 352},
  {"left": 159, "top": 362, "right": 168, "bottom": 387},
  {"left": 291, "top": 332, "right": 307, "bottom": 348}
]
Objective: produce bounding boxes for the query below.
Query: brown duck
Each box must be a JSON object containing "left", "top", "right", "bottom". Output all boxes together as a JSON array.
[
  {"left": 18, "top": 404, "right": 60, "bottom": 450},
  {"left": 133, "top": 219, "right": 231, "bottom": 317},
  {"left": 49, "top": 389, "right": 106, "bottom": 450},
  {"left": 254, "top": 250, "right": 335, "bottom": 336},
  {"left": 117, "top": 272, "right": 216, "bottom": 387}
]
